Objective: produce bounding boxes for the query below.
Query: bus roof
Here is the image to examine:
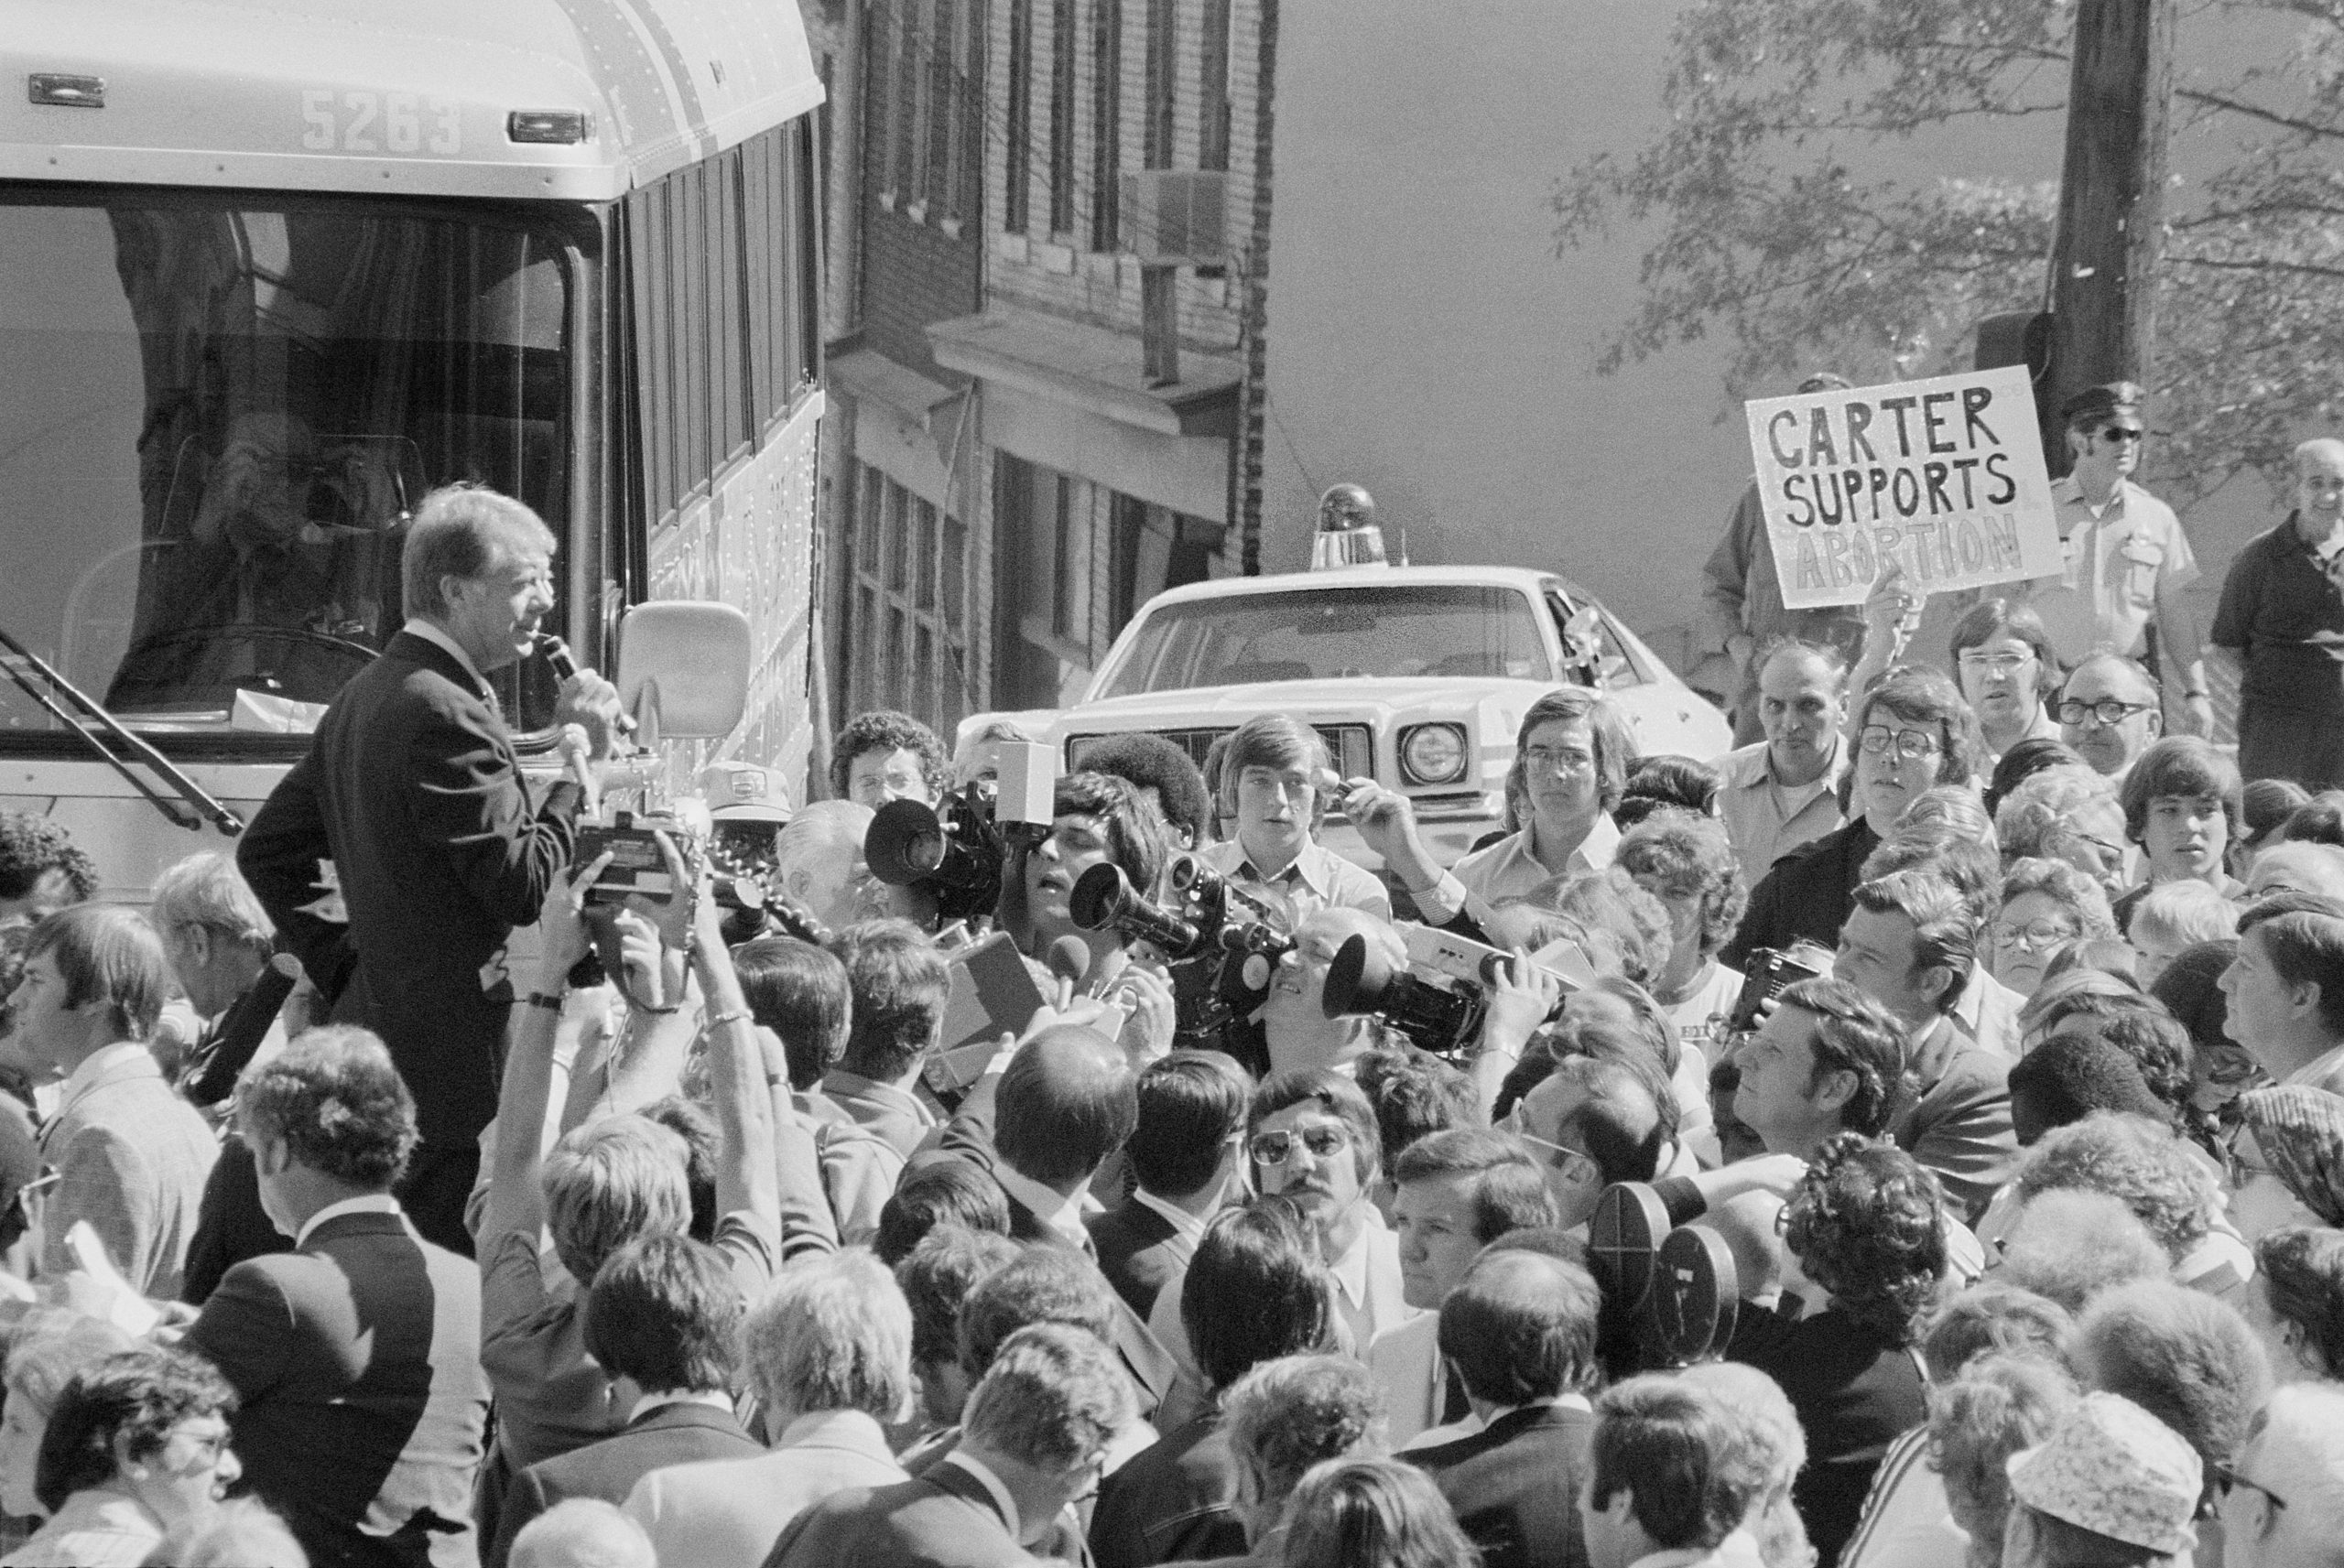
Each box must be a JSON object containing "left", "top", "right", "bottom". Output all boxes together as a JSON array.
[{"left": 0, "top": 0, "right": 821, "bottom": 202}]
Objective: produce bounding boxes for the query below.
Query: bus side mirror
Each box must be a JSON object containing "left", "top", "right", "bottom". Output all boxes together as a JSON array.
[{"left": 614, "top": 601, "right": 752, "bottom": 744}]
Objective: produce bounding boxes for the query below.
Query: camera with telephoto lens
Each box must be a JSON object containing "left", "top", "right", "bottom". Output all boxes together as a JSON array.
[
  {"left": 1320, "top": 927, "right": 1583, "bottom": 1057},
  {"left": 864, "top": 786, "right": 1015, "bottom": 925},
  {"left": 1069, "top": 854, "right": 1295, "bottom": 1045}
]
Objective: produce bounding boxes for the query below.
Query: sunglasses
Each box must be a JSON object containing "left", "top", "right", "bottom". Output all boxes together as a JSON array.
[
  {"left": 1250, "top": 1124, "right": 1350, "bottom": 1167},
  {"left": 2100, "top": 426, "right": 2145, "bottom": 443},
  {"left": 1501, "top": 1112, "right": 1602, "bottom": 1186},
  {"left": 2214, "top": 1462, "right": 2286, "bottom": 1514}
]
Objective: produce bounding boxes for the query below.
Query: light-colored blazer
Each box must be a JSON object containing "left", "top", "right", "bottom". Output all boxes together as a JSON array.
[
  {"left": 38, "top": 1044, "right": 217, "bottom": 1299},
  {"left": 1368, "top": 1311, "right": 1445, "bottom": 1448},
  {"left": 624, "top": 1407, "right": 908, "bottom": 1568}
]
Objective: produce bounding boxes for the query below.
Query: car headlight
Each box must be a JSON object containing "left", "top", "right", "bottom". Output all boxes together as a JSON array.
[{"left": 1399, "top": 723, "right": 1468, "bottom": 786}]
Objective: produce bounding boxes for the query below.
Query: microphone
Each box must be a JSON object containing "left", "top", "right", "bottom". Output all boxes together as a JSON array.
[
  {"left": 187, "top": 952, "right": 302, "bottom": 1107},
  {"left": 535, "top": 634, "right": 636, "bottom": 737},
  {"left": 1046, "top": 935, "right": 1092, "bottom": 995}
]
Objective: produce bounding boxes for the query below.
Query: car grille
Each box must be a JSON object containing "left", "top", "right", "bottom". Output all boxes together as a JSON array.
[{"left": 1068, "top": 724, "right": 1375, "bottom": 780}]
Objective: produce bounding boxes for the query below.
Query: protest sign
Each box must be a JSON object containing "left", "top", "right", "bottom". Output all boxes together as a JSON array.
[{"left": 1743, "top": 365, "right": 2058, "bottom": 609}]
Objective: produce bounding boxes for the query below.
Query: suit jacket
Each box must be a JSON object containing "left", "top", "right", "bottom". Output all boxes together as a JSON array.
[
  {"left": 1086, "top": 1199, "right": 1185, "bottom": 1323},
  {"left": 489, "top": 1401, "right": 758, "bottom": 1568},
  {"left": 1720, "top": 817, "right": 1880, "bottom": 974},
  {"left": 180, "top": 1132, "right": 293, "bottom": 1305},
  {"left": 1888, "top": 1017, "right": 2017, "bottom": 1227},
  {"left": 187, "top": 1208, "right": 490, "bottom": 1568},
  {"left": 1367, "top": 1311, "right": 1447, "bottom": 1448},
  {"left": 1406, "top": 1401, "right": 1595, "bottom": 1568},
  {"left": 626, "top": 1408, "right": 907, "bottom": 1568},
  {"left": 238, "top": 631, "right": 583, "bottom": 1150},
  {"left": 763, "top": 1459, "right": 1039, "bottom": 1568},
  {"left": 1089, "top": 1412, "right": 1246, "bottom": 1568},
  {"left": 38, "top": 1044, "right": 217, "bottom": 1300}
]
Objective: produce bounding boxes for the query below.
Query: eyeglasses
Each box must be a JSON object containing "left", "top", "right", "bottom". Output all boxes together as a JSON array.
[
  {"left": 1858, "top": 725, "right": 1942, "bottom": 760},
  {"left": 1524, "top": 746, "right": 1597, "bottom": 774},
  {"left": 2100, "top": 426, "right": 2146, "bottom": 444},
  {"left": 1957, "top": 651, "right": 2034, "bottom": 674},
  {"left": 1991, "top": 919, "right": 2079, "bottom": 950},
  {"left": 2213, "top": 1463, "right": 2287, "bottom": 1514},
  {"left": 2056, "top": 697, "right": 2154, "bottom": 727},
  {"left": 1500, "top": 1113, "right": 1602, "bottom": 1186},
  {"left": 1250, "top": 1124, "right": 1350, "bottom": 1167}
]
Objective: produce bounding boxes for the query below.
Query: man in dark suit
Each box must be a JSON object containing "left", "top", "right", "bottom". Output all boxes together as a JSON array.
[
  {"left": 1406, "top": 1249, "right": 1604, "bottom": 1568},
  {"left": 186, "top": 1027, "right": 490, "bottom": 1568},
  {"left": 489, "top": 1233, "right": 762, "bottom": 1568},
  {"left": 238, "top": 484, "right": 619, "bottom": 1252},
  {"left": 1087, "top": 1052, "right": 1248, "bottom": 1322},
  {"left": 765, "top": 1322, "right": 1134, "bottom": 1568}
]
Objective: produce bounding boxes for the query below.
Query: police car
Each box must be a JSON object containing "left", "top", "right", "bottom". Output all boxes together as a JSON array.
[{"left": 960, "top": 492, "right": 1732, "bottom": 871}]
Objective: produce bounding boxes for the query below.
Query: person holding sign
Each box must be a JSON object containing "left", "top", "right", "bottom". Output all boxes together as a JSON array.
[{"left": 2024, "top": 384, "right": 2212, "bottom": 740}]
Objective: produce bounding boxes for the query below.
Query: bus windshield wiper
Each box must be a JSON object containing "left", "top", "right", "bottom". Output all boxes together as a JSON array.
[{"left": 0, "top": 623, "right": 244, "bottom": 836}]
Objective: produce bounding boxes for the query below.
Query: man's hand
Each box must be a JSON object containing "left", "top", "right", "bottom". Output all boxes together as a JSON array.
[
  {"left": 553, "top": 665, "right": 627, "bottom": 760},
  {"left": 1100, "top": 964, "right": 1177, "bottom": 1067},
  {"left": 1861, "top": 559, "right": 1924, "bottom": 659},
  {"left": 1478, "top": 952, "right": 1562, "bottom": 1060},
  {"left": 2182, "top": 691, "right": 2216, "bottom": 740},
  {"left": 537, "top": 849, "right": 613, "bottom": 984},
  {"left": 1340, "top": 777, "right": 1442, "bottom": 894},
  {"left": 625, "top": 829, "right": 700, "bottom": 954}
]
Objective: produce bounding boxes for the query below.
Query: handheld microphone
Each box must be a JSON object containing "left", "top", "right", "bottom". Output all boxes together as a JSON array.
[
  {"left": 535, "top": 634, "right": 637, "bottom": 736},
  {"left": 188, "top": 952, "right": 302, "bottom": 1107},
  {"left": 1046, "top": 935, "right": 1092, "bottom": 994}
]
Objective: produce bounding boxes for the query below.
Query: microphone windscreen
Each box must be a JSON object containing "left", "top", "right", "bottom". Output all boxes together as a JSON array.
[{"left": 1046, "top": 935, "right": 1091, "bottom": 991}]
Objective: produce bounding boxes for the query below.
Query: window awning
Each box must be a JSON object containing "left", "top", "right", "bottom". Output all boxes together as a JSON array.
[{"left": 927, "top": 308, "right": 1240, "bottom": 438}]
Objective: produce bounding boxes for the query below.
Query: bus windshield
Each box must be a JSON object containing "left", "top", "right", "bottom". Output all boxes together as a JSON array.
[
  {"left": 0, "top": 192, "right": 574, "bottom": 741},
  {"left": 1092, "top": 583, "right": 1556, "bottom": 697}
]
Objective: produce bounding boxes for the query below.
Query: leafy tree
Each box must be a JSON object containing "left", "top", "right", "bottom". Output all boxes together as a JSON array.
[{"left": 1555, "top": 0, "right": 2344, "bottom": 507}]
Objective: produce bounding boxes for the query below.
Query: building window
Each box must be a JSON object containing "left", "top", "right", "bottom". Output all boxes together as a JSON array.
[
  {"left": 1198, "top": 0, "right": 1231, "bottom": 172},
  {"left": 845, "top": 460, "right": 971, "bottom": 731},
  {"left": 1048, "top": 0, "right": 1078, "bottom": 238},
  {"left": 891, "top": 1, "right": 922, "bottom": 199},
  {"left": 1089, "top": 0, "right": 1122, "bottom": 251},
  {"left": 1143, "top": 0, "right": 1175, "bottom": 170},
  {"left": 1051, "top": 473, "right": 1080, "bottom": 639},
  {"left": 1004, "top": 0, "right": 1032, "bottom": 232}
]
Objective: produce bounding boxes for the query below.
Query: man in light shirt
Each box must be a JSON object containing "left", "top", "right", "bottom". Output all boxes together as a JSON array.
[
  {"left": 1714, "top": 642, "right": 1850, "bottom": 885},
  {"left": 2220, "top": 894, "right": 2344, "bottom": 1096},
  {"left": 1202, "top": 714, "right": 1390, "bottom": 925}
]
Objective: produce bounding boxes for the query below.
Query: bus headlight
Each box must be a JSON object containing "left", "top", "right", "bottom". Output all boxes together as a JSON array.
[{"left": 1399, "top": 723, "right": 1468, "bottom": 786}]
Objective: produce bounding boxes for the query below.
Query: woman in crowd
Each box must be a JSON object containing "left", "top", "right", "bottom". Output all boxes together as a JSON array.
[
  {"left": 2001, "top": 1391, "right": 2204, "bottom": 1568},
  {"left": 2, "top": 1347, "right": 244, "bottom": 1568},
  {"left": 2251, "top": 1226, "right": 2344, "bottom": 1383},
  {"left": 2232, "top": 1085, "right": 2344, "bottom": 1241},
  {"left": 1948, "top": 599, "right": 2065, "bottom": 770},
  {"left": 1930, "top": 1352, "right": 2078, "bottom": 1568},
  {"left": 2010, "top": 1111, "right": 2249, "bottom": 1303},
  {"left": 1982, "top": 738, "right": 2085, "bottom": 820},
  {"left": 2148, "top": 939, "right": 2259, "bottom": 1139},
  {"left": 2237, "top": 778, "right": 2312, "bottom": 881},
  {"left": 1988, "top": 859, "right": 2117, "bottom": 999},
  {"left": 1994, "top": 765, "right": 2131, "bottom": 901}
]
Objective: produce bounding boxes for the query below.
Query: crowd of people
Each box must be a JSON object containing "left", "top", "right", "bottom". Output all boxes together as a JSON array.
[{"left": 0, "top": 426, "right": 2339, "bottom": 1568}]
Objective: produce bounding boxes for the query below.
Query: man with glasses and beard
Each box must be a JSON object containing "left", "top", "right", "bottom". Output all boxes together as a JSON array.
[{"left": 2023, "top": 382, "right": 2211, "bottom": 739}]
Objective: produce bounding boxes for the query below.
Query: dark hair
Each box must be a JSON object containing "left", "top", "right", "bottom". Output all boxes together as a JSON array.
[
  {"left": 35, "top": 1347, "right": 234, "bottom": 1515},
  {"left": 2257, "top": 1227, "right": 2344, "bottom": 1380},
  {"left": 1353, "top": 1049, "right": 1475, "bottom": 1174},
  {"left": 643, "top": 1095, "right": 719, "bottom": 1243},
  {"left": 581, "top": 1233, "right": 739, "bottom": 1393},
  {"left": 2282, "top": 790, "right": 2344, "bottom": 849},
  {"left": 0, "top": 815, "right": 97, "bottom": 908},
  {"left": 2241, "top": 895, "right": 2344, "bottom": 1037},
  {"left": 1438, "top": 1249, "right": 1600, "bottom": 1406},
  {"left": 1784, "top": 1134, "right": 1948, "bottom": 1343},
  {"left": 1250, "top": 1069, "right": 1382, "bottom": 1188},
  {"left": 1856, "top": 665, "right": 1981, "bottom": 788},
  {"left": 1545, "top": 1052, "right": 1676, "bottom": 1184},
  {"left": 2007, "top": 1035, "right": 2166, "bottom": 1141},
  {"left": 830, "top": 919, "right": 950, "bottom": 1082},
  {"left": 996, "top": 1027, "right": 1139, "bottom": 1187},
  {"left": 1052, "top": 771, "right": 1171, "bottom": 894},
  {"left": 1983, "top": 737, "right": 2087, "bottom": 818},
  {"left": 896, "top": 1224, "right": 1023, "bottom": 1370},
  {"left": 1774, "top": 977, "right": 1911, "bottom": 1137},
  {"left": 1181, "top": 1203, "right": 1335, "bottom": 1392},
  {"left": 1220, "top": 1355, "right": 1386, "bottom": 1500},
  {"left": 2089, "top": 1009, "right": 2194, "bottom": 1115},
  {"left": 830, "top": 709, "right": 951, "bottom": 801},
  {"left": 1850, "top": 868, "right": 1979, "bottom": 1016},
  {"left": 1617, "top": 755, "right": 1720, "bottom": 827},
  {"left": 1126, "top": 1051, "right": 1251, "bottom": 1200},
  {"left": 1617, "top": 810, "right": 1746, "bottom": 958},
  {"left": 1948, "top": 598, "right": 2063, "bottom": 699},
  {"left": 876, "top": 1159, "right": 1012, "bottom": 1267},
  {"left": 2120, "top": 737, "right": 2243, "bottom": 849},
  {"left": 1278, "top": 1456, "right": 1481, "bottom": 1568},
  {"left": 2243, "top": 778, "right": 2312, "bottom": 849},
  {"left": 733, "top": 936, "right": 852, "bottom": 1089},
  {"left": 239, "top": 1025, "right": 418, "bottom": 1188},
  {"left": 1590, "top": 1378, "right": 1766, "bottom": 1552},
  {"left": 1392, "top": 1129, "right": 1557, "bottom": 1242},
  {"left": 959, "top": 1246, "right": 1120, "bottom": 1376},
  {"left": 1507, "top": 687, "right": 1634, "bottom": 816},
  {"left": 1077, "top": 732, "right": 1214, "bottom": 848},
  {"left": 21, "top": 904, "right": 171, "bottom": 1043},
  {"left": 2149, "top": 939, "right": 2239, "bottom": 1063}
]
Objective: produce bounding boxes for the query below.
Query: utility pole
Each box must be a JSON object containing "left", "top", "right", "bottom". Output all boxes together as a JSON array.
[{"left": 2041, "top": 0, "right": 2176, "bottom": 474}]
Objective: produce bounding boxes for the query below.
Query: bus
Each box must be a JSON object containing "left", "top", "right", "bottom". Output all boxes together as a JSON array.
[{"left": 0, "top": 0, "right": 826, "bottom": 897}]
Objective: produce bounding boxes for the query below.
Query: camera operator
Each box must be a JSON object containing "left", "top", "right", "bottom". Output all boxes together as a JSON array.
[
  {"left": 1200, "top": 716, "right": 1389, "bottom": 924},
  {"left": 1261, "top": 908, "right": 1409, "bottom": 1077},
  {"left": 1347, "top": 689, "right": 1634, "bottom": 940}
]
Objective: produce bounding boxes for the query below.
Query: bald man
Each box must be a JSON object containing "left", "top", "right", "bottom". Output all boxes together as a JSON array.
[
  {"left": 2213, "top": 437, "right": 2344, "bottom": 789},
  {"left": 2057, "top": 654, "right": 2164, "bottom": 783},
  {"left": 1714, "top": 642, "right": 1852, "bottom": 884},
  {"left": 775, "top": 800, "right": 888, "bottom": 932}
]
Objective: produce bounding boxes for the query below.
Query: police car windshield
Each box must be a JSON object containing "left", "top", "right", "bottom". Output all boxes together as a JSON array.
[
  {"left": 1094, "top": 584, "right": 1554, "bottom": 697},
  {"left": 0, "top": 193, "right": 571, "bottom": 742}
]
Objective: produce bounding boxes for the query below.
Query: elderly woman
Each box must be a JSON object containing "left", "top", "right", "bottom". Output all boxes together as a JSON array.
[
  {"left": 1726, "top": 665, "right": 1981, "bottom": 968},
  {"left": 2071, "top": 1280, "right": 2271, "bottom": 1529},
  {"left": 1996, "top": 765, "right": 2130, "bottom": 900},
  {"left": 2001, "top": 1390, "right": 2204, "bottom": 1568},
  {"left": 1, "top": 1347, "right": 240, "bottom": 1568},
  {"left": 2114, "top": 738, "right": 2248, "bottom": 929},
  {"left": 2250, "top": 1226, "right": 2344, "bottom": 1383},
  {"left": 1932, "top": 1352, "right": 2079, "bottom": 1568},
  {"left": 2231, "top": 1085, "right": 2344, "bottom": 1241},
  {"left": 2008, "top": 1111, "right": 2250, "bottom": 1304},
  {"left": 1949, "top": 599, "right": 2066, "bottom": 768},
  {"left": 1990, "top": 859, "right": 2118, "bottom": 999},
  {"left": 1725, "top": 1134, "right": 1941, "bottom": 1567}
]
